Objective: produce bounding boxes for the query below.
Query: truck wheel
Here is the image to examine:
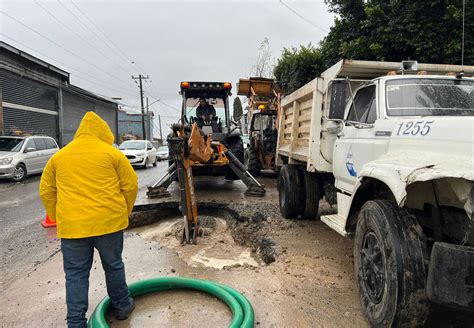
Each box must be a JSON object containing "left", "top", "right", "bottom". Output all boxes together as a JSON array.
[
  {"left": 225, "top": 137, "right": 244, "bottom": 180},
  {"left": 354, "top": 200, "right": 429, "bottom": 327},
  {"left": 299, "top": 170, "right": 320, "bottom": 219},
  {"left": 278, "top": 165, "right": 302, "bottom": 219},
  {"left": 244, "top": 147, "right": 261, "bottom": 177}
]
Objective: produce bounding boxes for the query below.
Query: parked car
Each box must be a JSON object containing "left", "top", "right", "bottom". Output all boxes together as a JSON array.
[
  {"left": 156, "top": 145, "right": 169, "bottom": 161},
  {"left": 119, "top": 140, "right": 157, "bottom": 169},
  {"left": 0, "top": 135, "right": 59, "bottom": 182}
]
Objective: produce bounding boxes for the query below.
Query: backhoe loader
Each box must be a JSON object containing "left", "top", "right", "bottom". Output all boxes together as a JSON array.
[{"left": 146, "top": 82, "right": 265, "bottom": 244}]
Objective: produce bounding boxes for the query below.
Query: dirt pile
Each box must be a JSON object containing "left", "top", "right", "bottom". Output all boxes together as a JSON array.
[{"left": 229, "top": 211, "right": 278, "bottom": 264}]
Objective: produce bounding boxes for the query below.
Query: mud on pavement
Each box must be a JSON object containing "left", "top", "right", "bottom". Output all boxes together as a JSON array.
[
  {"left": 120, "top": 176, "right": 370, "bottom": 327},
  {"left": 2, "top": 176, "right": 471, "bottom": 327},
  {"left": 127, "top": 176, "right": 474, "bottom": 328}
]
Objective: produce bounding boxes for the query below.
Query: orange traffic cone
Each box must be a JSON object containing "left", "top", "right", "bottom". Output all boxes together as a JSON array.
[{"left": 41, "top": 214, "right": 56, "bottom": 228}]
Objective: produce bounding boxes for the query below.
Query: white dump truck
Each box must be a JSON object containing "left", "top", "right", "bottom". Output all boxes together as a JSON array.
[{"left": 276, "top": 59, "right": 474, "bottom": 325}]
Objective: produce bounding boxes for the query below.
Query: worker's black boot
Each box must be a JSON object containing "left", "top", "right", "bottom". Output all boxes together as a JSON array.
[{"left": 115, "top": 297, "right": 135, "bottom": 320}]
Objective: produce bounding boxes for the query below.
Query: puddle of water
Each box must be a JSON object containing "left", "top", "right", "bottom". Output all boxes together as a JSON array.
[
  {"left": 190, "top": 248, "right": 258, "bottom": 269},
  {"left": 133, "top": 217, "right": 259, "bottom": 269}
]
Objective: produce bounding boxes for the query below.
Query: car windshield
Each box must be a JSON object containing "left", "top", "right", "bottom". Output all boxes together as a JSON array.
[
  {"left": 119, "top": 141, "right": 145, "bottom": 150},
  {"left": 0, "top": 137, "right": 24, "bottom": 152},
  {"left": 386, "top": 78, "right": 474, "bottom": 116},
  {"left": 157, "top": 146, "right": 168, "bottom": 152}
]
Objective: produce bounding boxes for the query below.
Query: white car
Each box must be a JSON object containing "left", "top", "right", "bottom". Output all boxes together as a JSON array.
[
  {"left": 0, "top": 135, "right": 59, "bottom": 182},
  {"left": 119, "top": 140, "right": 157, "bottom": 169},
  {"left": 156, "top": 145, "right": 169, "bottom": 161}
]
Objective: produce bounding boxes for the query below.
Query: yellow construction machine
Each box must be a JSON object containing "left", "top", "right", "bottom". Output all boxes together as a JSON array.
[
  {"left": 238, "top": 77, "right": 281, "bottom": 177},
  {"left": 147, "top": 82, "right": 265, "bottom": 244}
]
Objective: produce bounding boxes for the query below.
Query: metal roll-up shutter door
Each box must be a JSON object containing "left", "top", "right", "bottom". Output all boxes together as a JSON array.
[
  {"left": 62, "top": 90, "right": 94, "bottom": 145},
  {"left": 0, "top": 70, "right": 59, "bottom": 139},
  {"left": 3, "top": 107, "right": 58, "bottom": 138}
]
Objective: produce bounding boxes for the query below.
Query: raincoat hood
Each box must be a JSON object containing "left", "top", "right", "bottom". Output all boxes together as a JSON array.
[{"left": 74, "top": 111, "right": 114, "bottom": 144}]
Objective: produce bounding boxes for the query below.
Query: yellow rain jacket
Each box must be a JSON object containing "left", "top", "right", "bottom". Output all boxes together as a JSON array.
[{"left": 39, "top": 112, "right": 138, "bottom": 239}]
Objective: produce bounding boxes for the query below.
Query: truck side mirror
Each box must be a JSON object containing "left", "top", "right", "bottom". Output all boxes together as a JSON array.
[{"left": 327, "top": 120, "right": 343, "bottom": 135}]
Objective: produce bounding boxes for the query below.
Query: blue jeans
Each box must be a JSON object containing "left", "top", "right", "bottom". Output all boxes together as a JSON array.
[{"left": 61, "top": 230, "right": 131, "bottom": 328}]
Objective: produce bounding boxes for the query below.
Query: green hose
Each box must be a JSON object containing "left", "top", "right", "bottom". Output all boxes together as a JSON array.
[{"left": 87, "top": 276, "right": 255, "bottom": 328}]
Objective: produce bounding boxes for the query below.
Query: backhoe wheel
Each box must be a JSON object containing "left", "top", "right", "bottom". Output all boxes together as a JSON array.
[
  {"left": 354, "top": 200, "right": 429, "bottom": 327},
  {"left": 244, "top": 147, "right": 261, "bottom": 177},
  {"left": 278, "top": 164, "right": 302, "bottom": 219},
  {"left": 298, "top": 170, "right": 320, "bottom": 219},
  {"left": 225, "top": 137, "right": 244, "bottom": 180}
]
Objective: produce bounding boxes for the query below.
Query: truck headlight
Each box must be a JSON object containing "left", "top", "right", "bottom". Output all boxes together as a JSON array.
[{"left": 0, "top": 157, "right": 13, "bottom": 165}]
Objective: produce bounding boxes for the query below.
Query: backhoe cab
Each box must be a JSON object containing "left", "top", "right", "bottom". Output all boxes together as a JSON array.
[
  {"left": 179, "top": 81, "right": 244, "bottom": 179},
  {"left": 181, "top": 82, "right": 238, "bottom": 142}
]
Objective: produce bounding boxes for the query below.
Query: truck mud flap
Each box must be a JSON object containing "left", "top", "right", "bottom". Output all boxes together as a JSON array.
[{"left": 426, "top": 242, "right": 474, "bottom": 312}]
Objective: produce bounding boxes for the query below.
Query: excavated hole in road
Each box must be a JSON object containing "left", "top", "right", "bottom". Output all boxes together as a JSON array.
[{"left": 129, "top": 202, "right": 277, "bottom": 268}]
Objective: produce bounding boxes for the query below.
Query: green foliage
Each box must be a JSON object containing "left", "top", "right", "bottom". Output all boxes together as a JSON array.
[
  {"left": 274, "top": 0, "right": 473, "bottom": 93},
  {"left": 233, "top": 97, "right": 243, "bottom": 121},
  {"left": 273, "top": 45, "right": 325, "bottom": 94},
  {"left": 321, "top": 0, "right": 473, "bottom": 67}
]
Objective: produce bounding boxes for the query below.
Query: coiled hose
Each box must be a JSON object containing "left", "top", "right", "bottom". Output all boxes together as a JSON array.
[{"left": 87, "top": 276, "right": 255, "bottom": 328}]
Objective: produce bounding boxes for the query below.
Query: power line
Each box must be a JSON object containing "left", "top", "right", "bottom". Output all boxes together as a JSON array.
[
  {"left": 145, "top": 82, "right": 181, "bottom": 114},
  {"left": 0, "top": 33, "right": 139, "bottom": 99},
  {"left": 147, "top": 94, "right": 181, "bottom": 114},
  {"left": 34, "top": 0, "right": 132, "bottom": 75},
  {"left": 69, "top": 0, "right": 146, "bottom": 74},
  {"left": 0, "top": 11, "right": 137, "bottom": 91},
  {"left": 159, "top": 100, "right": 181, "bottom": 113},
  {"left": 279, "top": 0, "right": 328, "bottom": 34}
]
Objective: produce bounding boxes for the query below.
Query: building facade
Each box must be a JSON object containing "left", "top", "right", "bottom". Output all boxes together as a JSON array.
[
  {"left": 0, "top": 41, "right": 119, "bottom": 146},
  {"left": 118, "top": 109, "right": 154, "bottom": 143}
]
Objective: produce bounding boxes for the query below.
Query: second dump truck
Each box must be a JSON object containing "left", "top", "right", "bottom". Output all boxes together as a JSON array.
[{"left": 276, "top": 59, "right": 474, "bottom": 325}]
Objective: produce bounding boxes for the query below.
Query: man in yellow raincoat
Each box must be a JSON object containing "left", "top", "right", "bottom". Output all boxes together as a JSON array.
[{"left": 39, "top": 112, "right": 138, "bottom": 328}]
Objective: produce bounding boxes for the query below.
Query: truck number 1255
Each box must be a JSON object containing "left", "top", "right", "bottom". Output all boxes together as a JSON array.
[{"left": 396, "top": 120, "right": 434, "bottom": 136}]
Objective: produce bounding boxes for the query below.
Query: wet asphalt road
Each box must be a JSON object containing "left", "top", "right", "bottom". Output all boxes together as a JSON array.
[{"left": 0, "top": 161, "right": 169, "bottom": 290}]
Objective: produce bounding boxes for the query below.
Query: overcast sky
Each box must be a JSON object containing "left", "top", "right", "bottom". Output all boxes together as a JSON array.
[{"left": 1, "top": 0, "right": 335, "bottom": 137}]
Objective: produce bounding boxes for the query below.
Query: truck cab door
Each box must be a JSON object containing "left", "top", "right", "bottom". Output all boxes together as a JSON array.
[{"left": 332, "top": 84, "right": 388, "bottom": 194}]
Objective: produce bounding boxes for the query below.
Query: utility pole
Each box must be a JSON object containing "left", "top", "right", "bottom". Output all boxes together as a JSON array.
[
  {"left": 131, "top": 74, "right": 149, "bottom": 139},
  {"left": 158, "top": 115, "right": 163, "bottom": 142},
  {"left": 146, "top": 97, "right": 149, "bottom": 141}
]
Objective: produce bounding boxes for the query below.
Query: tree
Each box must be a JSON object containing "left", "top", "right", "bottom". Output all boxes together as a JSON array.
[
  {"left": 273, "top": 44, "right": 325, "bottom": 94},
  {"left": 320, "top": 0, "right": 473, "bottom": 67},
  {"left": 251, "top": 37, "right": 273, "bottom": 77},
  {"left": 233, "top": 97, "right": 243, "bottom": 121},
  {"left": 274, "top": 1, "right": 473, "bottom": 93}
]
